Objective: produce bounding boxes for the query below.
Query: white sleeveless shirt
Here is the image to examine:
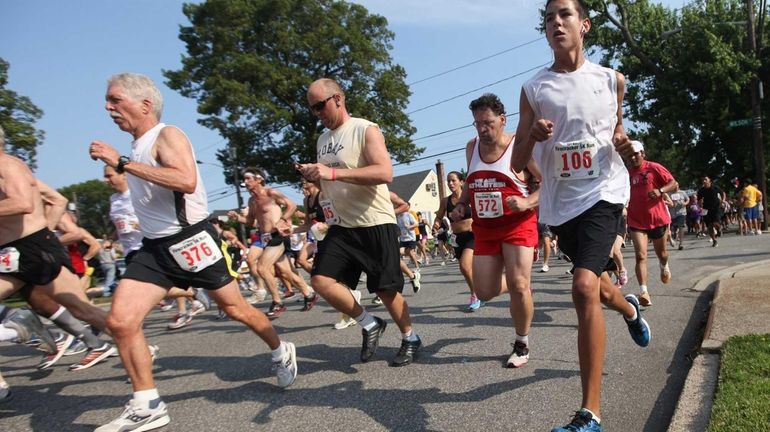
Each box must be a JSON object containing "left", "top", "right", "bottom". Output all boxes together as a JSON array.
[
  {"left": 127, "top": 123, "right": 209, "bottom": 239},
  {"left": 109, "top": 190, "right": 143, "bottom": 252},
  {"left": 523, "top": 61, "right": 629, "bottom": 226}
]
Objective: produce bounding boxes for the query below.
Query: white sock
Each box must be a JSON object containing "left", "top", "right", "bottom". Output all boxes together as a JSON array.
[
  {"left": 402, "top": 330, "right": 419, "bottom": 342},
  {"left": 356, "top": 311, "right": 377, "bottom": 331},
  {"left": 640, "top": 284, "right": 648, "bottom": 294},
  {"left": 49, "top": 306, "right": 67, "bottom": 321},
  {"left": 0, "top": 324, "right": 19, "bottom": 342},
  {"left": 271, "top": 341, "right": 286, "bottom": 362},
  {"left": 581, "top": 408, "right": 600, "bottom": 423},
  {"left": 515, "top": 333, "right": 529, "bottom": 346},
  {"left": 133, "top": 388, "right": 160, "bottom": 404}
]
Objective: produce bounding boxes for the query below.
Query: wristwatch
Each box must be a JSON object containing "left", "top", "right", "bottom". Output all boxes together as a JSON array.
[{"left": 116, "top": 155, "right": 131, "bottom": 173}]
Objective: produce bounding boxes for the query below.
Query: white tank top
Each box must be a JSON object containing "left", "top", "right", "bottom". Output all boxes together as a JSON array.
[
  {"left": 127, "top": 123, "right": 209, "bottom": 239},
  {"left": 523, "top": 61, "right": 629, "bottom": 226},
  {"left": 109, "top": 190, "right": 143, "bottom": 252}
]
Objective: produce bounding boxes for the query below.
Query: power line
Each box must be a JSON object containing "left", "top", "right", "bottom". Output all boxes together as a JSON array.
[
  {"left": 406, "top": 61, "right": 550, "bottom": 115},
  {"left": 407, "top": 37, "right": 545, "bottom": 86},
  {"left": 411, "top": 111, "right": 520, "bottom": 142}
]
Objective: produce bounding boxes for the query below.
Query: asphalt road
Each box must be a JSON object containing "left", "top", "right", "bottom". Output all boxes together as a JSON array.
[{"left": 2, "top": 231, "right": 769, "bottom": 432}]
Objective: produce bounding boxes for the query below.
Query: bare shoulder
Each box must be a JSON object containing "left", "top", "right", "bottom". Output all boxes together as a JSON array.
[{"left": 0, "top": 154, "right": 34, "bottom": 179}]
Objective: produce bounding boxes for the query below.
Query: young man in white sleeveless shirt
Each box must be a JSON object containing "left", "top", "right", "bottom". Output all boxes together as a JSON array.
[
  {"left": 298, "top": 78, "right": 421, "bottom": 367},
  {"left": 89, "top": 73, "right": 297, "bottom": 432},
  {"left": 511, "top": 2, "right": 650, "bottom": 431}
]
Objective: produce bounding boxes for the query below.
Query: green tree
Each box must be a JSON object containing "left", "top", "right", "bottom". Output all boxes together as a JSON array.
[
  {"left": 58, "top": 180, "right": 114, "bottom": 238},
  {"left": 0, "top": 57, "right": 45, "bottom": 169},
  {"left": 164, "top": 0, "right": 420, "bottom": 186},
  {"left": 565, "top": 0, "right": 764, "bottom": 189}
]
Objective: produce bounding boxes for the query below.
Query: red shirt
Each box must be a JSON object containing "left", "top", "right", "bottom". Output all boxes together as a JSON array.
[{"left": 627, "top": 160, "right": 674, "bottom": 229}]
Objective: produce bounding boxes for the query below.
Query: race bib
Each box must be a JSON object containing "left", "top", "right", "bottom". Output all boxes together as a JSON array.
[
  {"left": 320, "top": 199, "right": 340, "bottom": 225},
  {"left": 168, "top": 231, "right": 223, "bottom": 273},
  {"left": 114, "top": 216, "right": 137, "bottom": 235},
  {"left": 554, "top": 139, "right": 600, "bottom": 180},
  {"left": 0, "top": 247, "right": 20, "bottom": 273},
  {"left": 474, "top": 192, "right": 503, "bottom": 218},
  {"left": 449, "top": 233, "right": 458, "bottom": 248}
]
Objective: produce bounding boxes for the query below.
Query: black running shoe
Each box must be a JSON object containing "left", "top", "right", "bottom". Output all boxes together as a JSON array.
[
  {"left": 360, "top": 317, "right": 387, "bottom": 362},
  {"left": 391, "top": 336, "right": 421, "bottom": 367}
]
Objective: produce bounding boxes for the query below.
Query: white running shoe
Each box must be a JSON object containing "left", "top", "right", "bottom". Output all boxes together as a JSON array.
[
  {"left": 95, "top": 398, "right": 170, "bottom": 432},
  {"left": 188, "top": 300, "right": 206, "bottom": 317},
  {"left": 411, "top": 271, "right": 421, "bottom": 293},
  {"left": 273, "top": 342, "right": 298, "bottom": 388},
  {"left": 506, "top": 341, "right": 530, "bottom": 368},
  {"left": 540, "top": 264, "right": 550, "bottom": 273},
  {"left": 333, "top": 315, "right": 357, "bottom": 330}
]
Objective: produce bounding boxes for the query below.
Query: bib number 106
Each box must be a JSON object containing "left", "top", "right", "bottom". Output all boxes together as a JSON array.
[{"left": 561, "top": 151, "right": 593, "bottom": 172}]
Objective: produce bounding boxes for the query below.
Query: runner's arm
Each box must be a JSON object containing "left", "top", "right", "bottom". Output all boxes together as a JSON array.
[
  {"left": 0, "top": 159, "right": 35, "bottom": 216},
  {"left": 511, "top": 88, "right": 551, "bottom": 172},
  {"left": 80, "top": 229, "right": 101, "bottom": 261},
  {"left": 36, "top": 178, "right": 68, "bottom": 230}
]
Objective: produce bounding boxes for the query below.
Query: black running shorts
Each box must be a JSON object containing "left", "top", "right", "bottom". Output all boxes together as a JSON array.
[
  {"left": 0, "top": 228, "right": 75, "bottom": 286},
  {"left": 122, "top": 220, "right": 233, "bottom": 290},
  {"left": 312, "top": 224, "right": 404, "bottom": 294},
  {"left": 629, "top": 224, "right": 668, "bottom": 240},
  {"left": 550, "top": 201, "right": 623, "bottom": 277},
  {"left": 452, "top": 230, "right": 475, "bottom": 257}
]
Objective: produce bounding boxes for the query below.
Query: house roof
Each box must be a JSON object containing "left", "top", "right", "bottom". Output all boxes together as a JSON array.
[{"left": 389, "top": 169, "right": 433, "bottom": 201}]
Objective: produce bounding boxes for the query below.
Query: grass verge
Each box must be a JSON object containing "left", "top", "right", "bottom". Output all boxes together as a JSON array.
[{"left": 708, "top": 333, "right": 770, "bottom": 431}]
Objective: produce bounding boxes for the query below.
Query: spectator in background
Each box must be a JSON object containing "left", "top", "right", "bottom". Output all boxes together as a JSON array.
[{"left": 98, "top": 239, "right": 118, "bottom": 297}]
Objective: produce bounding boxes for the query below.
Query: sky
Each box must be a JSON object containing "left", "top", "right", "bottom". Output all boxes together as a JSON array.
[{"left": 0, "top": 0, "right": 684, "bottom": 210}]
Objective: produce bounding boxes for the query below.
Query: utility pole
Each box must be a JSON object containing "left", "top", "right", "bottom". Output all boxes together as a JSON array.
[
  {"left": 435, "top": 159, "right": 446, "bottom": 199},
  {"left": 747, "top": 0, "right": 768, "bottom": 229},
  {"left": 229, "top": 146, "right": 248, "bottom": 243}
]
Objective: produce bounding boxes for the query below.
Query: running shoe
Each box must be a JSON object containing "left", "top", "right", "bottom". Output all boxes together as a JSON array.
[
  {"left": 540, "top": 264, "right": 550, "bottom": 273},
  {"left": 188, "top": 300, "right": 206, "bottom": 317},
  {"left": 467, "top": 294, "right": 481, "bottom": 312},
  {"left": 282, "top": 290, "right": 298, "bottom": 301},
  {"left": 159, "top": 301, "right": 174, "bottom": 312},
  {"left": 216, "top": 309, "right": 229, "bottom": 320},
  {"left": 69, "top": 343, "right": 117, "bottom": 371},
  {"left": 411, "top": 271, "right": 422, "bottom": 293},
  {"left": 95, "top": 398, "right": 170, "bottom": 432},
  {"left": 333, "top": 315, "right": 357, "bottom": 330},
  {"left": 64, "top": 339, "right": 88, "bottom": 356},
  {"left": 624, "top": 294, "right": 651, "bottom": 347},
  {"left": 360, "top": 316, "right": 387, "bottom": 362},
  {"left": 551, "top": 409, "right": 603, "bottom": 432},
  {"left": 712, "top": 239, "right": 718, "bottom": 247},
  {"left": 272, "top": 341, "right": 297, "bottom": 388},
  {"left": 678, "top": 243, "right": 684, "bottom": 251},
  {"left": 37, "top": 333, "right": 76, "bottom": 370},
  {"left": 391, "top": 336, "right": 421, "bottom": 367},
  {"left": 193, "top": 288, "right": 211, "bottom": 310},
  {"left": 3, "top": 308, "right": 57, "bottom": 354},
  {"left": 301, "top": 293, "right": 318, "bottom": 312},
  {"left": 637, "top": 291, "right": 652, "bottom": 307},
  {"left": 618, "top": 270, "right": 628, "bottom": 286},
  {"left": 167, "top": 313, "right": 192, "bottom": 330},
  {"left": 0, "top": 384, "right": 10, "bottom": 403},
  {"left": 506, "top": 341, "right": 530, "bottom": 368},
  {"left": 371, "top": 296, "right": 383, "bottom": 305},
  {"left": 565, "top": 266, "right": 575, "bottom": 275},
  {"left": 660, "top": 262, "right": 672, "bottom": 284},
  {"left": 266, "top": 302, "right": 287, "bottom": 320}
]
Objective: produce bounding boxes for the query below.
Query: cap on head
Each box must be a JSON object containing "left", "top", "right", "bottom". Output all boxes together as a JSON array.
[{"left": 631, "top": 140, "right": 644, "bottom": 153}]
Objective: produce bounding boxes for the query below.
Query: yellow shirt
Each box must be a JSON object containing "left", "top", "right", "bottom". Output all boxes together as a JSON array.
[
  {"left": 742, "top": 184, "right": 762, "bottom": 208},
  {"left": 317, "top": 117, "right": 396, "bottom": 228}
]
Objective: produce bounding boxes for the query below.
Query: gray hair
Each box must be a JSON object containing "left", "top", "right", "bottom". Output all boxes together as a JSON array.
[
  {"left": 107, "top": 73, "right": 164, "bottom": 120},
  {"left": 0, "top": 124, "right": 5, "bottom": 149}
]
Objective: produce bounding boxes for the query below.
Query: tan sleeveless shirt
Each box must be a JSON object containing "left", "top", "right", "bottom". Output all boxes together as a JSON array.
[{"left": 316, "top": 117, "right": 396, "bottom": 228}]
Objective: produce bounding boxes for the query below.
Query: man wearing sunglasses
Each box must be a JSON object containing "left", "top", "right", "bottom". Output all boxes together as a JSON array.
[{"left": 298, "top": 78, "right": 422, "bottom": 367}]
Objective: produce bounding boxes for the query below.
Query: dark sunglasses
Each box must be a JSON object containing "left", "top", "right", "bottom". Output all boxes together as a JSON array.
[{"left": 310, "top": 95, "right": 335, "bottom": 112}]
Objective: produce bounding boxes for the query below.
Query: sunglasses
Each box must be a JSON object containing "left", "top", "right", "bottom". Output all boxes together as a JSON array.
[{"left": 310, "top": 95, "right": 335, "bottom": 112}]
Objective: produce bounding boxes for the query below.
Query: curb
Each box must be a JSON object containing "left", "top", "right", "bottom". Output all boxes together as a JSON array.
[{"left": 667, "top": 258, "right": 770, "bottom": 432}]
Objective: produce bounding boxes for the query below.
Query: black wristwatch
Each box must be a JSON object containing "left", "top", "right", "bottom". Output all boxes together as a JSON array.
[{"left": 116, "top": 155, "right": 131, "bottom": 173}]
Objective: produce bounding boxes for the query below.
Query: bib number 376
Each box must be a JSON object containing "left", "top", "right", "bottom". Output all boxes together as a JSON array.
[{"left": 168, "top": 231, "right": 222, "bottom": 273}]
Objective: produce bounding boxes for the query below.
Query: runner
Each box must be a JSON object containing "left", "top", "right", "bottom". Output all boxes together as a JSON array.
[
  {"left": 90, "top": 73, "right": 297, "bottom": 432},
  {"left": 698, "top": 176, "right": 724, "bottom": 247},
  {"left": 626, "top": 140, "right": 679, "bottom": 307},
  {"left": 299, "top": 78, "right": 421, "bottom": 366},
  {"left": 434, "top": 171, "right": 479, "bottom": 311},
  {"left": 228, "top": 167, "right": 317, "bottom": 318},
  {"left": 456, "top": 93, "right": 540, "bottom": 368},
  {"left": 511, "top": 1, "right": 651, "bottom": 430},
  {"left": 667, "top": 187, "right": 689, "bottom": 250}
]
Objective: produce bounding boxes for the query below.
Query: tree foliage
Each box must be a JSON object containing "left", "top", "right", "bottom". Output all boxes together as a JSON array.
[
  {"left": 165, "top": 0, "right": 419, "bottom": 186},
  {"left": 58, "top": 180, "right": 114, "bottom": 238},
  {"left": 0, "top": 58, "right": 45, "bottom": 170},
  {"left": 572, "top": 0, "right": 766, "bottom": 190}
]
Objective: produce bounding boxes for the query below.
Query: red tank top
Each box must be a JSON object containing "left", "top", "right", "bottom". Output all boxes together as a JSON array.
[{"left": 68, "top": 243, "right": 86, "bottom": 274}]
